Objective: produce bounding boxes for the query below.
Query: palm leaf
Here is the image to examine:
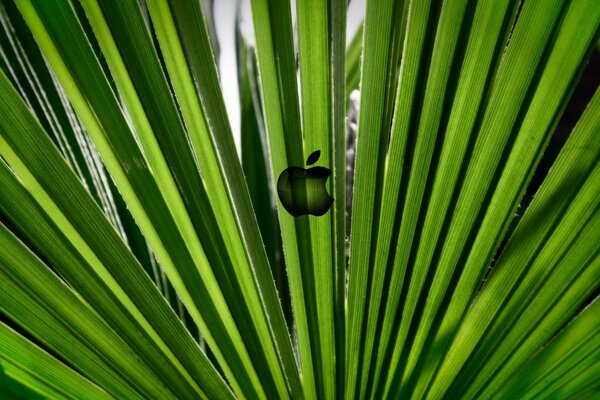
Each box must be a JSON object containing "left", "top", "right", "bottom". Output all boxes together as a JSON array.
[
  {"left": 0, "top": 322, "right": 110, "bottom": 400},
  {"left": 0, "top": 0, "right": 598, "bottom": 399}
]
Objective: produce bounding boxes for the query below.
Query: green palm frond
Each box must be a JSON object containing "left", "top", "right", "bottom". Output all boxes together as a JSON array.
[{"left": 0, "top": 0, "right": 598, "bottom": 399}]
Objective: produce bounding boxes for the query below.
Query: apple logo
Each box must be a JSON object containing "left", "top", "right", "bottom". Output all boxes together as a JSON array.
[{"left": 277, "top": 150, "right": 334, "bottom": 217}]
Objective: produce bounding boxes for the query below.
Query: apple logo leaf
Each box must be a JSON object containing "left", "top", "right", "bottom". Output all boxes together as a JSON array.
[
  {"left": 306, "top": 150, "right": 321, "bottom": 166},
  {"left": 277, "top": 149, "right": 333, "bottom": 217}
]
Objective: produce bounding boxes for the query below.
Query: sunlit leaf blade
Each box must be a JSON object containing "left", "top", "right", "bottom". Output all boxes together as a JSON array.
[
  {"left": 249, "top": 0, "right": 319, "bottom": 397},
  {"left": 522, "top": 317, "right": 600, "bottom": 399},
  {"left": 0, "top": 162, "right": 198, "bottom": 400},
  {"left": 0, "top": 155, "right": 233, "bottom": 399},
  {"left": 0, "top": 78, "right": 234, "bottom": 400},
  {"left": 0, "top": 0, "right": 597, "bottom": 397},
  {"left": 376, "top": 0, "right": 598, "bottom": 396},
  {"left": 457, "top": 186, "right": 600, "bottom": 399},
  {"left": 0, "top": 0, "right": 256, "bottom": 393},
  {"left": 364, "top": 0, "right": 474, "bottom": 396},
  {"left": 497, "top": 298, "right": 600, "bottom": 399},
  {"left": 79, "top": 0, "right": 293, "bottom": 396},
  {"left": 297, "top": 0, "right": 337, "bottom": 388},
  {"left": 531, "top": 348, "right": 600, "bottom": 399},
  {"left": 1, "top": 359, "right": 64, "bottom": 400},
  {"left": 426, "top": 84, "right": 600, "bottom": 399},
  {"left": 237, "top": 30, "right": 289, "bottom": 324},
  {"left": 0, "top": 1, "right": 166, "bottom": 300},
  {"left": 368, "top": 0, "right": 519, "bottom": 393},
  {"left": 344, "top": 0, "right": 404, "bottom": 396},
  {"left": 0, "top": 221, "right": 172, "bottom": 399},
  {"left": 397, "top": 0, "right": 600, "bottom": 397},
  {"left": 238, "top": 36, "right": 280, "bottom": 267},
  {"left": 151, "top": 1, "right": 302, "bottom": 395},
  {"left": 0, "top": 323, "right": 111, "bottom": 400},
  {"left": 296, "top": 0, "right": 347, "bottom": 397},
  {"left": 0, "top": 1, "right": 128, "bottom": 242}
]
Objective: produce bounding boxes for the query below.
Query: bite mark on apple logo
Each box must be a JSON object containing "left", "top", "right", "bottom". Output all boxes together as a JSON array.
[{"left": 277, "top": 150, "right": 334, "bottom": 217}]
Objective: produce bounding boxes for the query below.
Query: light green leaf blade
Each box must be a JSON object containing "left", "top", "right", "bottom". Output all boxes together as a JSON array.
[
  {"left": 0, "top": 221, "right": 167, "bottom": 399},
  {"left": 377, "top": 0, "right": 597, "bottom": 395},
  {"left": 238, "top": 31, "right": 284, "bottom": 291},
  {"left": 0, "top": 323, "right": 110, "bottom": 400},
  {"left": 81, "top": 0, "right": 292, "bottom": 396},
  {"left": 0, "top": 149, "right": 233, "bottom": 400},
  {"left": 344, "top": 0, "right": 404, "bottom": 396},
  {"left": 427, "top": 84, "right": 600, "bottom": 400},
  {"left": 0, "top": 1, "right": 129, "bottom": 244},
  {"left": 10, "top": 0, "right": 266, "bottom": 396},
  {"left": 399, "top": 0, "right": 600, "bottom": 396},
  {"left": 141, "top": 0, "right": 299, "bottom": 395},
  {"left": 1, "top": 360, "right": 63, "bottom": 400},
  {"left": 249, "top": 0, "right": 317, "bottom": 397},
  {"left": 497, "top": 298, "right": 600, "bottom": 399},
  {"left": 296, "top": 0, "right": 347, "bottom": 397},
  {"left": 364, "top": 0, "right": 475, "bottom": 396}
]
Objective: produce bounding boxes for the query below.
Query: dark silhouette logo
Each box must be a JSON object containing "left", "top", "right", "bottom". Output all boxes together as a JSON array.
[{"left": 277, "top": 150, "right": 333, "bottom": 217}]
